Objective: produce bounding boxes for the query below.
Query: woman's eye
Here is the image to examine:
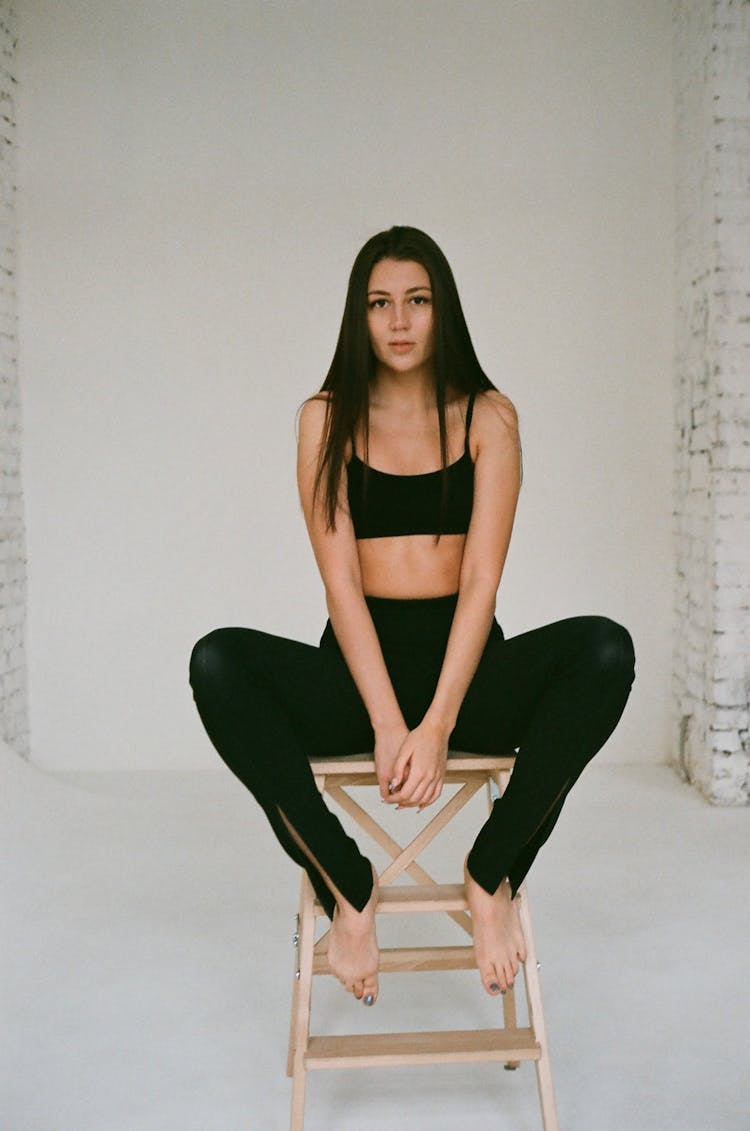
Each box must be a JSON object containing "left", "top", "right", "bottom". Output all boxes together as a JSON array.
[{"left": 368, "top": 295, "right": 430, "bottom": 310}]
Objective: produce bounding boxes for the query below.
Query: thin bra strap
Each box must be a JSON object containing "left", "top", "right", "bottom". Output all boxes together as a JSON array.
[{"left": 463, "top": 391, "right": 476, "bottom": 453}]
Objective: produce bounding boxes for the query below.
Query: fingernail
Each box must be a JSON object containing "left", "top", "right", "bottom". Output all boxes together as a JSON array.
[
  {"left": 363, "top": 994, "right": 374, "bottom": 1006},
  {"left": 490, "top": 982, "right": 500, "bottom": 992}
]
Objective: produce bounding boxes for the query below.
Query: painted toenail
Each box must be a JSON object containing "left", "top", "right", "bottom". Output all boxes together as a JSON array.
[
  {"left": 363, "top": 994, "right": 374, "bottom": 1006},
  {"left": 501, "top": 989, "right": 506, "bottom": 995},
  {"left": 490, "top": 983, "right": 500, "bottom": 992}
]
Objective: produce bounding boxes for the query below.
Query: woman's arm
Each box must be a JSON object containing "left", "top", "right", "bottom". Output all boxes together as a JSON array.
[
  {"left": 297, "top": 396, "right": 409, "bottom": 791},
  {"left": 388, "top": 391, "right": 521, "bottom": 809}
]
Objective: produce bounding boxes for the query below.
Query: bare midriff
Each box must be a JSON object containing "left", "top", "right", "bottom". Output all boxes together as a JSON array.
[{"left": 357, "top": 533, "right": 466, "bottom": 599}]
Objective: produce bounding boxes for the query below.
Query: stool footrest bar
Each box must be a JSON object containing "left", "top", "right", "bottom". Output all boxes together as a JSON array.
[
  {"left": 305, "top": 1028, "right": 541, "bottom": 1069},
  {"left": 313, "top": 944, "right": 477, "bottom": 975},
  {"left": 314, "top": 883, "right": 468, "bottom": 917}
]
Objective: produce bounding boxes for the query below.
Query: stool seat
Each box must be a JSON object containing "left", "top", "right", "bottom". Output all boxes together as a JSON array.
[
  {"left": 306, "top": 749, "right": 517, "bottom": 780},
  {"left": 287, "top": 749, "right": 559, "bottom": 1131}
]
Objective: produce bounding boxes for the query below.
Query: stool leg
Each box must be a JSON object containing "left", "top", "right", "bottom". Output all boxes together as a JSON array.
[
  {"left": 485, "top": 776, "right": 521, "bottom": 1070},
  {"left": 501, "top": 980, "right": 520, "bottom": 1071},
  {"left": 287, "top": 899, "right": 303, "bottom": 1075},
  {"left": 290, "top": 872, "right": 315, "bottom": 1131},
  {"left": 517, "top": 883, "right": 559, "bottom": 1131}
]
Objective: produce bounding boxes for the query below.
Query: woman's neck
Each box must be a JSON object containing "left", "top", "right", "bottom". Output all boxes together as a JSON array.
[{"left": 369, "top": 367, "right": 441, "bottom": 413}]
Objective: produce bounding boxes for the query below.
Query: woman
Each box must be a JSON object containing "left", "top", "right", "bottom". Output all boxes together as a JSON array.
[{"left": 189, "top": 225, "right": 635, "bottom": 1011}]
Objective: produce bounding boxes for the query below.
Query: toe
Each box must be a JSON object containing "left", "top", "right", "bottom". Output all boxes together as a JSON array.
[
  {"left": 362, "top": 973, "right": 378, "bottom": 1006},
  {"left": 482, "top": 966, "right": 503, "bottom": 996}
]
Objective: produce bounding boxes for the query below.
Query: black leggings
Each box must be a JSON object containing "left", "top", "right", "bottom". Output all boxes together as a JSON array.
[{"left": 188, "top": 594, "right": 635, "bottom": 920}]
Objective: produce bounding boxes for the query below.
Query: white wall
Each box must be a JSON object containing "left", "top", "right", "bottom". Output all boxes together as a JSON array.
[
  {"left": 0, "top": 2, "right": 29, "bottom": 757},
  {"left": 16, "top": 0, "right": 675, "bottom": 770}
]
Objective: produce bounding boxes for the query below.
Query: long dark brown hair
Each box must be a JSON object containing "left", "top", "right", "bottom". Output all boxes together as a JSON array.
[{"left": 307, "top": 225, "right": 498, "bottom": 533}]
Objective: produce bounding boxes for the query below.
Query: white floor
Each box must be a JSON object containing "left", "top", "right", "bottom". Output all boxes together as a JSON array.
[{"left": 2, "top": 745, "right": 749, "bottom": 1131}]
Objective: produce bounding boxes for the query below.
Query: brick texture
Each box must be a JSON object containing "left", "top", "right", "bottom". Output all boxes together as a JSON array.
[
  {"left": 673, "top": 0, "right": 750, "bottom": 803},
  {"left": 0, "top": 2, "right": 28, "bottom": 757}
]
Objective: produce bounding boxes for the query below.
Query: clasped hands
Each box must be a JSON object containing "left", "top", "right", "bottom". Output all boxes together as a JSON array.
[{"left": 374, "top": 717, "right": 451, "bottom": 812}]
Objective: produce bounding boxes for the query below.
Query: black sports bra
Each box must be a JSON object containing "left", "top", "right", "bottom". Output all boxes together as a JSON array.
[{"left": 346, "top": 393, "right": 476, "bottom": 540}]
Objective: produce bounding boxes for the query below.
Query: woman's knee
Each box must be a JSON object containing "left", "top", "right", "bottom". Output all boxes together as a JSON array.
[
  {"left": 189, "top": 625, "right": 274, "bottom": 698},
  {"left": 189, "top": 627, "right": 243, "bottom": 692},
  {"left": 585, "top": 616, "right": 635, "bottom": 685}
]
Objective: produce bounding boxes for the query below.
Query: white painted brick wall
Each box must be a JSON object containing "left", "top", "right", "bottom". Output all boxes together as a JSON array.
[
  {"left": 0, "top": 2, "right": 28, "bottom": 757},
  {"left": 673, "top": 0, "right": 750, "bottom": 804}
]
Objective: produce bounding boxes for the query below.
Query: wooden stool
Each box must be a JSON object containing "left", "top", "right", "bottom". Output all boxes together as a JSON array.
[{"left": 287, "top": 751, "right": 559, "bottom": 1131}]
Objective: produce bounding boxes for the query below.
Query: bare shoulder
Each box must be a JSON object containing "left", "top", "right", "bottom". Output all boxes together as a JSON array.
[
  {"left": 297, "top": 392, "right": 331, "bottom": 444},
  {"left": 475, "top": 389, "right": 519, "bottom": 446}
]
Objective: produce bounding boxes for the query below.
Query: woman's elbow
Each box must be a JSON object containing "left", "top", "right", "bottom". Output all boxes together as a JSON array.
[
  {"left": 457, "top": 567, "right": 501, "bottom": 601},
  {"left": 323, "top": 571, "right": 365, "bottom": 607}
]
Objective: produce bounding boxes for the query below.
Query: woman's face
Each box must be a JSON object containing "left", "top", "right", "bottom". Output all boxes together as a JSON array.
[{"left": 366, "top": 258, "right": 435, "bottom": 375}]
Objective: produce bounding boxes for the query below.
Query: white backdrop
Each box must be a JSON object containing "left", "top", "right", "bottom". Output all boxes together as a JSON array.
[{"left": 16, "top": 0, "right": 674, "bottom": 770}]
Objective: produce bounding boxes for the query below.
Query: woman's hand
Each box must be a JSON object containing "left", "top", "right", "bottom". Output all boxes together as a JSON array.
[
  {"left": 386, "top": 718, "right": 451, "bottom": 811},
  {"left": 374, "top": 722, "right": 410, "bottom": 801}
]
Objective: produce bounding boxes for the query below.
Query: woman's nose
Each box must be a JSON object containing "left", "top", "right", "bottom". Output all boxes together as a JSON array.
[{"left": 390, "top": 303, "right": 409, "bottom": 329}]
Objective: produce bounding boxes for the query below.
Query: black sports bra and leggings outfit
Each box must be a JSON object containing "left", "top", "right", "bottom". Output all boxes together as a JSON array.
[{"left": 190, "top": 393, "right": 635, "bottom": 920}]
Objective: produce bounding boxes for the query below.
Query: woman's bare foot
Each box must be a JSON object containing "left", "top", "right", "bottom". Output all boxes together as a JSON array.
[
  {"left": 326, "top": 864, "right": 380, "bottom": 1005},
  {"left": 464, "top": 858, "right": 527, "bottom": 996}
]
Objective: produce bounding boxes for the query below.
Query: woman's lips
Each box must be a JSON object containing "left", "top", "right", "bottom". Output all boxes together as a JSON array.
[{"left": 389, "top": 341, "right": 414, "bottom": 352}]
